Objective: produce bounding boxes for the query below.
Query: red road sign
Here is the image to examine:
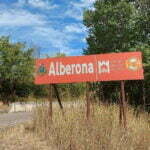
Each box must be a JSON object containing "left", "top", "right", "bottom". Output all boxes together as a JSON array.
[{"left": 34, "top": 52, "right": 144, "bottom": 84}]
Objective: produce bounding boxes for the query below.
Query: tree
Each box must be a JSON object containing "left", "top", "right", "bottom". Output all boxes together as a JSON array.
[
  {"left": 83, "top": 0, "right": 150, "bottom": 108},
  {"left": 83, "top": 0, "right": 149, "bottom": 54},
  {"left": 83, "top": 0, "right": 136, "bottom": 54},
  {"left": 134, "top": 0, "right": 150, "bottom": 45},
  {"left": 0, "top": 36, "right": 34, "bottom": 104}
]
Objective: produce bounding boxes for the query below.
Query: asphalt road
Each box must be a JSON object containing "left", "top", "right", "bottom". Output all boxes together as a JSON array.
[
  {"left": 0, "top": 101, "right": 83, "bottom": 129},
  {"left": 0, "top": 112, "right": 33, "bottom": 129}
]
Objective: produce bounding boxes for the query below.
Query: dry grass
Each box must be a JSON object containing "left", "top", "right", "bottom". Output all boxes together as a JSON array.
[
  {"left": 0, "top": 123, "right": 51, "bottom": 150},
  {"left": 0, "top": 102, "right": 149, "bottom": 150},
  {"left": 33, "top": 103, "right": 150, "bottom": 150}
]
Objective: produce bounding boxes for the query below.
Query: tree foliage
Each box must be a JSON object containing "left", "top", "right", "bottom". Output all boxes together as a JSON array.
[
  {"left": 83, "top": 0, "right": 150, "bottom": 108},
  {"left": 0, "top": 36, "right": 34, "bottom": 103},
  {"left": 83, "top": 0, "right": 149, "bottom": 54}
]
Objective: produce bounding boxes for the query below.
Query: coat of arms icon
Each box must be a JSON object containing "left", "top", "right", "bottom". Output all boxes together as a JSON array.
[{"left": 37, "top": 64, "right": 47, "bottom": 75}]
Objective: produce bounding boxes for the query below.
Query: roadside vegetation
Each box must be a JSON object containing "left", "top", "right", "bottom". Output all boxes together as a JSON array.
[{"left": 0, "top": 103, "right": 149, "bottom": 149}]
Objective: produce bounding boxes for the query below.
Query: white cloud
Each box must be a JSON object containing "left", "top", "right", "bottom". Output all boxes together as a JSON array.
[
  {"left": 71, "top": 0, "right": 96, "bottom": 8},
  {"left": 17, "top": 0, "right": 58, "bottom": 10},
  {"left": 65, "top": 23, "right": 86, "bottom": 34},
  {"left": 33, "top": 26, "right": 77, "bottom": 54},
  {"left": 0, "top": 9, "right": 46, "bottom": 27},
  {"left": 65, "top": 8, "right": 83, "bottom": 21},
  {"left": 65, "top": 0, "right": 96, "bottom": 21},
  {"left": 82, "top": 38, "right": 86, "bottom": 43}
]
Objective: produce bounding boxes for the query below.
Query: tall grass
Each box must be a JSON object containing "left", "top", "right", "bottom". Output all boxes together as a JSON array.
[{"left": 33, "top": 103, "right": 150, "bottom": 150}]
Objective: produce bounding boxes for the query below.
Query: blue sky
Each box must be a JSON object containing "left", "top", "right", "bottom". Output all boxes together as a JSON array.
[{"left": 0, "top": 0, "right": 95, "bottom": 57}]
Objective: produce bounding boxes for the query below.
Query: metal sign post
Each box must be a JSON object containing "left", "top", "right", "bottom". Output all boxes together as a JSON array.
[
  {"left": 52, "top": 84, "right": 64, "bottom": 115},
  {"left": 48, "top": 84, "right": 53, "bottom": 122},
  {"left": 48, "top": 84, "right": 65, "bottom": 121},
  {"left": 120, "top": 81, "right": 127, "bottom": 128},
  {"left": 86, "top": 82, "right": 91, "bottom": 120}
]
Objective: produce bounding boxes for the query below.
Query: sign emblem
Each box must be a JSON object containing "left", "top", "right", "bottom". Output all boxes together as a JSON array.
[
  {"left": 37, "top": 64, "right": 47, "bottom": 75},
  {"left": 126, "top": 57, "right": 142, "bottom": 71}
]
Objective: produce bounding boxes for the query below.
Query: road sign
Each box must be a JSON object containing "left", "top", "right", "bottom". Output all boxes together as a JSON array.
[{"left": 35, "top": 52, "right": 144, "bottom": 85}]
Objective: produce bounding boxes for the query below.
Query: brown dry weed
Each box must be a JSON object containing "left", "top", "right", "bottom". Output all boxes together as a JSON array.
[
  {"left": 0, "top": 103, "right": 149, "bottom": 150},
  {"left": 34, "top": 103, "right": 150, "bottom": 150}
]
